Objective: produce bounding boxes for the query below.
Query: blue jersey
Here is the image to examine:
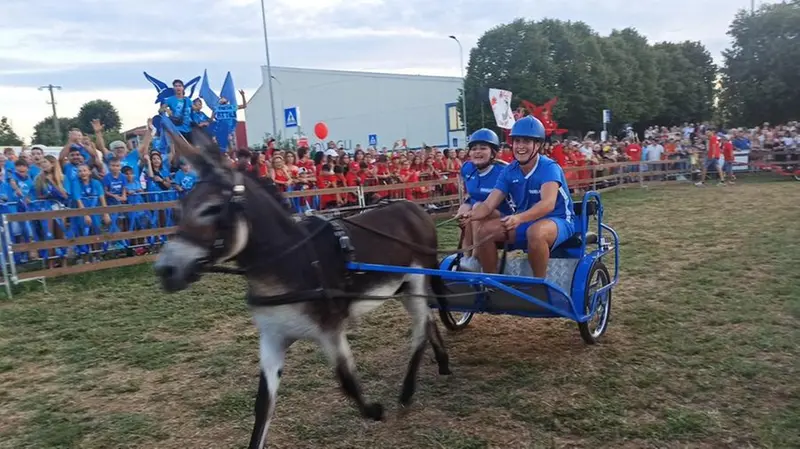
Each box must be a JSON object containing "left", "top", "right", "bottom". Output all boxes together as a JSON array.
[
  {"left": 35, "top": 175, "right": 71, "bottom": 205},
  {"left": 173, "top": 170, "right": 197, "bottom": 192},
  {"left": 102, "top": 173, "right": 125, "bottom": 204},
  {"left": 63, "top": 163, "right": 80, "bottom": 185},
  {"left": 494, "top": 155, "right": 574, "bottom": 223},
  {"left": 8, "top": 172, "right": 35, "bottom": 203},
  {"left": 460, "top": 161, "right": 512, "bottom": 216},
  {"left": 71, "top": 178, "right": 104, "bottom": 203},
  {"left": 191, "top": 110, "right": 210, "bottom": 126},
  {"left": 162, "top": 96, "right": 192, "bottom": 133},
  {"left": 29, "top": 164, "right": 41, "bottom": 180}
]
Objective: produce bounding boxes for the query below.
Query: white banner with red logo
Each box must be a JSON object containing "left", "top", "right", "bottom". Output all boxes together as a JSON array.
[{"left": 489, "top": 88, "right": 515, "bottom": 129}]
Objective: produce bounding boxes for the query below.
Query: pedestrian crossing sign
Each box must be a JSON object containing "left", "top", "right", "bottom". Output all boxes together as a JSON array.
[{"left": 284, "top": 107, "right": 299, "bottom": 128}]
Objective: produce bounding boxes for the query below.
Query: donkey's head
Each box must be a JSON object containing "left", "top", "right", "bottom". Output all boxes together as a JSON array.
[{"left": 154, "top": 129, "right": 251, "bottom": 292}]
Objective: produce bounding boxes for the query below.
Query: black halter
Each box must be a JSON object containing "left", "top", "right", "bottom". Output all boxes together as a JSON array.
[
  {"left": 173, "top": 170, "right": 358, "bottom": 306},
  {"left": 175, "top": 170, "right": 248, "bottom": 266}
]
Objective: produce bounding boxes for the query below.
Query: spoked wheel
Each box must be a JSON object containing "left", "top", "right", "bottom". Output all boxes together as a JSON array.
[
  {"left": 578, "top": 261, "right": 612, "bottom": 344},
  {"left": 439, "top": 310, "right": 474, "bottom": 330},
  {"left": 438, "top": 261, "right": 476, "bottom": 331}
]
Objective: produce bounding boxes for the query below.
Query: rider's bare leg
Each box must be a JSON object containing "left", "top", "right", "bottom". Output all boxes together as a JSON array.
[
  {"left": 474, "top": 217, "right": 505, "bottom": 273},
  {"left": 526, "top": 220, "right": 558, "bottom": 278},
  {"left": 469, "top": 205, "right": 500, "bottom": 258},
  {"left": 456, "top": 204, "right": 474, "bottom": 256}
]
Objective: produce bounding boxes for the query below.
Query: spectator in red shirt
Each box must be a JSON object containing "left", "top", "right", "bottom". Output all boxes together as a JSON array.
[
  {"left": 721, "top": 135, "right": 736, "bottom": 183},
  {"left": 550, "top": 142, "right": 566, "bottom": 167},
  {"left": 696, "top": 131, "right": 725, "bottom": 186},
  {"left": 498, "top": 143, "right": 514, "bottom": 163}
]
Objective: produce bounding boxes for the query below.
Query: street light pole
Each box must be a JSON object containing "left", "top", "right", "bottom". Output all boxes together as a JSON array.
[
  {"left": 38, "top": 84, "right": 62, "bottom": 142},
  {"left": 271, "top": 75, "right": 286, "bottom": 129},
  {"left": 449, "top": 35, "right": 468, "bottom": 137},
  {"left": 260, "top": 0, "right": 278, "bottom": 138}
]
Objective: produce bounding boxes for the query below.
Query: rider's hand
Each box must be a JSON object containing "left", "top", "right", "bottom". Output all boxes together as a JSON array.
[{"left": 501, "top": 214, "right": 522, "bottom": 231}]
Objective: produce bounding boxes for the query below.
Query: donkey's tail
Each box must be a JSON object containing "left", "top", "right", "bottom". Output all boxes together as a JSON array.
[{"left": 429, "top": 272, "right": 450, "bottom": 312}]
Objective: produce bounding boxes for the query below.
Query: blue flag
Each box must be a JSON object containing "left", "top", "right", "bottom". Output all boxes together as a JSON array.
[
  {"left": 144, "top": 72, "right": 201, "bottom": 104},
  {"left": 199, "top": 70, "right": 238, "bottom": 151}
]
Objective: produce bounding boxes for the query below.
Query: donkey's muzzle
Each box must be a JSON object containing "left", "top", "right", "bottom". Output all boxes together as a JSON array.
[{"left": 154, "top": 259, "right": 201, "bottom": 293}]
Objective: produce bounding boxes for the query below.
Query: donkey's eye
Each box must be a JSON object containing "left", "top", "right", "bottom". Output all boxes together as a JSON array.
[{"left": 200, "top": 204, "right": 223, "bottom": 217}]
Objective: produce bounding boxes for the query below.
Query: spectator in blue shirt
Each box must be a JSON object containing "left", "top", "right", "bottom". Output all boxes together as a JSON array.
[
  {"left": 20, "top": 150, "right": 42, "bottom": 180},
  {"left": 58, "top": 129, "right": 104, "bottom": 174},
  {"left": 8, "top": 160, "right": 36, "bottom": 205},
  {"left": 191, "top": 98, "right": 211, "bottom": 129},
  {"left": 7, "top": 160, "right": 37, "bottom": 244},
  {"left": 160, "top": 79, "right": 193, "bottom": 142},
  {"left": 2, "top": 148, "right": 16, "bottom": 181},
  {"left": 34, "top": 155, "right": 70, "bottom": 208},
  {"left": 71, "top": 164, "right": 110, "bottom": 229},
  {"left": 144, "top": 151, "right": 172, "bottom": 197},
  {"left": 62, "top": 146, "right": 84, "bottom": 185},
  {"left": 0, "top": 166, "right": 8, "bottom": 203},
  {"left": 102, "top": 157, "right": 126, "bottom": 205},
  {"left": 173, "top": 161, "right": 197, "bottom": 197}
]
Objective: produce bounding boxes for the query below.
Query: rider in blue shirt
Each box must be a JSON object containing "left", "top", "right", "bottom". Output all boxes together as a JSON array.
[
  {"left": 462, "top": 115, "right": 575, "bottom": 278},
  {"left": 456, "top": 128, "right": 512, "bottom": 267}
]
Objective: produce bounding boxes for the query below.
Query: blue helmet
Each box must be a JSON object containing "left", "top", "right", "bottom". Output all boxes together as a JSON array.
[
  {"left": 510, "top": 115, "right": 546, "bottom": 140},
  {"left": 468, "top": 128, "right": 500, "bottom": 149}
]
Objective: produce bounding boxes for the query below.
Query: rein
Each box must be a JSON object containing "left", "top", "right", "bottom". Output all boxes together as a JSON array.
[{"left": 178, "top": 174, "right": 501, "bottom": 306}]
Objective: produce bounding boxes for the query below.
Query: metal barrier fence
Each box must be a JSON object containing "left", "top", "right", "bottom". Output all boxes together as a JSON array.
[{"left": 1, "top": 154, "right": 795, "bottom": 297}]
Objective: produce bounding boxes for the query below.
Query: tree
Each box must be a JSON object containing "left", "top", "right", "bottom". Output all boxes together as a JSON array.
[
  {"left": 0, "top": 117, "right": 24, "bottom": 146},
  {"left": 76, "top": 99, "right": 121, "bottom": 134},
  {"left": 32, "top": 116, "right": 78, "bottom": 146},
  {"left": 720, "top": 1, "right": 800, "bottom": 125},
  {"left": 650, "top": 41, "right": 716, "bottom": 126},
  {"left": 464, "top": 19, "right": 717, "bottom": 136}
]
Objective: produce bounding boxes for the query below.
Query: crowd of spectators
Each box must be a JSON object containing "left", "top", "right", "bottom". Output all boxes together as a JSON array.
[{"left": 1, "top": 115, "right": 796, "bottom": 268}]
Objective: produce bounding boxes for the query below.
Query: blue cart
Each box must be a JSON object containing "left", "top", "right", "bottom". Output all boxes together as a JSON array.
[{"left": 348, "top": 191, "right": 619, "bottom": 344}]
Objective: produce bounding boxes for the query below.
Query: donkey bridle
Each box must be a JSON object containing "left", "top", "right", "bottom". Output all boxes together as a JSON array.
[{"left": 171, "top": 171, "right": 501, "bottom": 306}]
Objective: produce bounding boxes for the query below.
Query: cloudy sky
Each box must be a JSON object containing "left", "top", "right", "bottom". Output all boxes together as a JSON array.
[{"left": 1, "top": 0, "right": 768, "bottom": 143}]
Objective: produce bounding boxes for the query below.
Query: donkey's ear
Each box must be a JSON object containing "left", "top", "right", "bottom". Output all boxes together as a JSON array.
[{"left": 160, "top": 118, "right": 222, "bottom": 178}]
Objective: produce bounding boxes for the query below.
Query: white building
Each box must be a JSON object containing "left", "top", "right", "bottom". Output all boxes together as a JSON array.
[{"left": 245, "top": 66, "right": 466, "bottom": 152}]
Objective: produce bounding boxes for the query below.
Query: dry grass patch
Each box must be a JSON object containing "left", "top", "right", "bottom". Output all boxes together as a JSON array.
[{"left": 1, "top": 180, "right": 798, "bottom": 449}]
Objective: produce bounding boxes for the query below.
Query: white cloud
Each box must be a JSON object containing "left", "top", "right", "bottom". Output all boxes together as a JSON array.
[{"left": 0, "top": 0, "right": 780, "bottom": 142}]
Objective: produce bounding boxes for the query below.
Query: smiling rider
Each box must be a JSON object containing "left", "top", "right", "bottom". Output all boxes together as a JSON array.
[
  {"left": 461, "top": 115, "right": 575, "bottom": 278},
  {"left": 456, "top": 128, "right": 513, "bottom": 271}
]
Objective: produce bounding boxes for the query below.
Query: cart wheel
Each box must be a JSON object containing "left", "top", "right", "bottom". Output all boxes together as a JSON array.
[
  {"left": 794, "top": 174, "right": 800, "bottom": 182},
  {"left": 578, "top": 261, "right": 612, "bottom": 344},
  {"left": 438, "top": 261, "right": 475, "bottom": 331},
  {"left": 440, "top": 310, "right": 474, "bottom": 331}
]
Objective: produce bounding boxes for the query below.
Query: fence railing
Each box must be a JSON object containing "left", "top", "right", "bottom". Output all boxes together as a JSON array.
[{"left": 1, "top": 154, "right": 796, "bottom": 296}]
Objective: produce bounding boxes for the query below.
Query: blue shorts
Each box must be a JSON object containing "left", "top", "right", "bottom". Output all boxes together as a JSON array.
[
  {"left": 705, "top": 158, "right": 719, "bottom": 170},
  {"left": 512, "top": 217, "right": 575, "bottom": 251}
]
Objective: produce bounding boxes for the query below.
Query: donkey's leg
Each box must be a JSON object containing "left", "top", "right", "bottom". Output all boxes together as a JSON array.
[
  {"left": 319, "top": 329, "right": 384, "bottom": 421},
  {"left": 247, "top": 334, "right": 286, "bottom": 449},
  {"left": 427, "top": 318, "right": 451, "bottom": 375}
]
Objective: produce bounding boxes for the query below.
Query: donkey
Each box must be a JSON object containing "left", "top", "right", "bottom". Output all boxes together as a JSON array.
[{"left": 154, "top": 128, "right": 452, "bottom": 449}]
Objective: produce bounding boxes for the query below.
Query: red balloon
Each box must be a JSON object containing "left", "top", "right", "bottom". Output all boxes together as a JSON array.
[{"left": 314, "top": 122, "right": 328, "bottom": 140}]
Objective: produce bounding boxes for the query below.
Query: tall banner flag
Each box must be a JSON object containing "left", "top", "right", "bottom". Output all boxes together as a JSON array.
[
  {"left": 488, "top": 88, "right": 515, "bottom": 129},
  {"left": 143, "top": 72, "right": 200, "bottom": 154},
  {"left": 200, "top": 69, "right": 238, "bottom": 151}
]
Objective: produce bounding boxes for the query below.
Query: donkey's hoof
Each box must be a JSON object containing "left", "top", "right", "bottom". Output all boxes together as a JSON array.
[
  {"left": 364, "top": 402, "right": 384, "bottom": 421},
  {"left": 439, "top": 365, "right": 452, "bottom": 375}
]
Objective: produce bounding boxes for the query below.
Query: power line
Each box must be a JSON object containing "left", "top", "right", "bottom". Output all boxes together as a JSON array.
[{"left": 38, "top": 84, "right": 62, "bottom": 142}]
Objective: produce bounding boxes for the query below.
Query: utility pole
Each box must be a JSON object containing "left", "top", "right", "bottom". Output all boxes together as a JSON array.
[{"left": 38, "top": 84, "right": 62, "bottom": 142}]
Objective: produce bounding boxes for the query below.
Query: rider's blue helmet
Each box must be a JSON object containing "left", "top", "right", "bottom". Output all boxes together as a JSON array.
[
  {"left": 510, "top": 115, "right": 546, "bottom": 140},
  {"left": 468, "top": 128, "right": 500, "bottom": 149}
]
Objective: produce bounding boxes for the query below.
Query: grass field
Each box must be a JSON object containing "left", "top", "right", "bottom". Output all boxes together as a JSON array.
[{"left": 1, "top": 181, "right": 798, "bottom": 449}]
